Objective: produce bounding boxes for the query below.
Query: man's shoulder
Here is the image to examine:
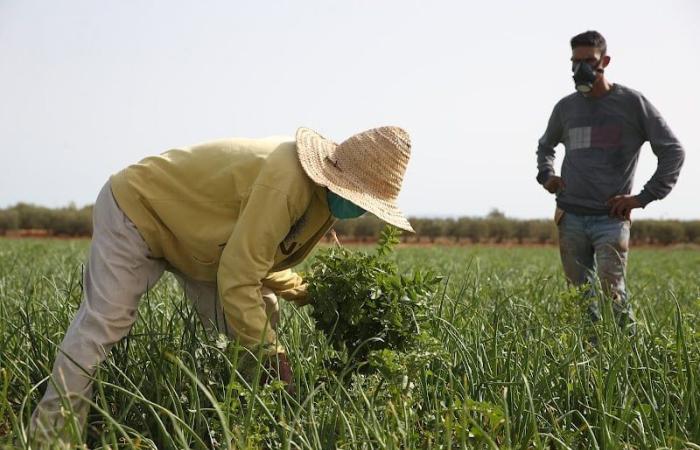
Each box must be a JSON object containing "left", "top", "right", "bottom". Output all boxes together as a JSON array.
[
  {"left": 182, "top": 135, "right": 291, "bottom": 153},
  {"left": 257, "top": 140, "right": 313, "bottom": 193},
  {"left": 554, "top": 92, "right": 581, "bottom": 110},
  {"left": 263, "top": 139, "right": 301, "bottom": 168},
  {"left": 610, "top": 83, "right": 648, "bottom": 105},
  {"left": 612, "top": 83, "right": 643, "bottom": 97}
]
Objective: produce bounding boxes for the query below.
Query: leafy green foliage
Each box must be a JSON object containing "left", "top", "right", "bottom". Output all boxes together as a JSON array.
[{"left": 308, "top": 226, "right": 443, "bottom": 370}]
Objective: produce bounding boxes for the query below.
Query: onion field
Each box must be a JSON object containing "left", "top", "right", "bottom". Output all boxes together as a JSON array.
[{"left": 1, "top": 238, "right": 699, "bottom": 449}]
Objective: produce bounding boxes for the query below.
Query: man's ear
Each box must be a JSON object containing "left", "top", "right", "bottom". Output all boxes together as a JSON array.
[{"left": 602, "top": 54, "right": 611, "bottom": 68}]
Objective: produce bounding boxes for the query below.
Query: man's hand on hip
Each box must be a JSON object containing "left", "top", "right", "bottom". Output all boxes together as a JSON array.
[
  {"left": 543, "top": 176, "right": 565, "bottom": 194},
  {"left": 607, "top": 195, "right": 641, "bottom": 220}
]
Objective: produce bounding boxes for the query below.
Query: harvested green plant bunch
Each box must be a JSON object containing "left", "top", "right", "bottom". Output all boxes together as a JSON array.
[{"left": 308, "top": 226, "right": 443, "bottom": 368}]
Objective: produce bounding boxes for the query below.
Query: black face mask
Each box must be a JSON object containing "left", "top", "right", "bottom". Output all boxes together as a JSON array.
[{"left": 572, "top": 60, "right": 601, "bottom": 94}]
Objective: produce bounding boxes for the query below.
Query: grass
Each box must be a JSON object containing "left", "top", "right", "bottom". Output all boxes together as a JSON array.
[{"left": 0, "top": 238, "right": 699, "bottom": 449}]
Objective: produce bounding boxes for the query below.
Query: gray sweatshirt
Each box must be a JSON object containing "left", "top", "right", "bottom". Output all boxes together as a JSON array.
[{"left": 536, "top": 84, "right": 685, "bottom": 214}]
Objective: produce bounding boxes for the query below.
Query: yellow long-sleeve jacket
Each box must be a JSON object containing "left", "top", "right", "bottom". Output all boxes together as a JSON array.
[{"left": 110, "top": 137, "right": 336, "bottom": 352}]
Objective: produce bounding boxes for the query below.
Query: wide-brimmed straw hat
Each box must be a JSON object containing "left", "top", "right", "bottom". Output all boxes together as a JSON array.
[{"left": 296, "top": 126, "right": 414, "bottom": 232}]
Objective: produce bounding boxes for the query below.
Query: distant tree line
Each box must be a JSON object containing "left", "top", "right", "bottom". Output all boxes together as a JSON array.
[
  {"left": 334, "top": 209, "right": 700, "bottom": 246},
  {"left": 0, "top": 203, "right": 93, "bottom": 237},
  {"left": 1, "top": 204, "right": 699, "bottom": 246}
]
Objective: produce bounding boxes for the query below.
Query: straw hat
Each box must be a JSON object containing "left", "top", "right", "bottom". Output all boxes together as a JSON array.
[{"left": 296, "top": 126, "right": 414, "bottom": 232}]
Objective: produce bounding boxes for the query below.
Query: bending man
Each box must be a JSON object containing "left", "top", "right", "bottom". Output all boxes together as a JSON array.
[{"left": 31, "top": 126, "right": 414, "bottom": 441}]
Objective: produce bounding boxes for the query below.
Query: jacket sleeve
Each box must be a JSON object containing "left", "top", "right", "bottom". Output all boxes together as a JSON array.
[
  {"left": 217, "top": 183, "right": 308, "bottom": 354},
  {"left": 262, "top": 269, "right": 310, "bottom": 305},
  {"left": 635, "top": 96, "right": 685, "bottom": 207},
  {"left": 536, "top": 101, "right": 564, "bottom": 185}
]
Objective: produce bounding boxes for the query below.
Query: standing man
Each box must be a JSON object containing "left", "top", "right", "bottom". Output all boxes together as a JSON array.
[
  {"left": 31, "top": 126, "right": 414, "bottom": 442},
  {"left": 537, "top": 31, "right": 685, "bottom": 327}
]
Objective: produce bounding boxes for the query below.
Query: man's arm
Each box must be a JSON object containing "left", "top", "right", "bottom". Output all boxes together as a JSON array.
[
  {"left": 536, "top": 102, "right": 564, "bottom": 188},
  {"left": 217, "top": 183, "right": 309, "bottom": 354},
  {"left": 635, "top": 96, "right": 685, "bottom": 207}
]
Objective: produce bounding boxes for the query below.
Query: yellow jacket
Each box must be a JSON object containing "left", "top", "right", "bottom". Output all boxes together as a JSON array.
[{"left": 110, "top": 137, "right": 335, "bottom": 352}]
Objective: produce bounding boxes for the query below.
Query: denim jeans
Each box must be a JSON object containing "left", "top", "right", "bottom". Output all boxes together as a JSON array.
[{"left": 557, "top": 211, "right": 635, "bottom": 327}]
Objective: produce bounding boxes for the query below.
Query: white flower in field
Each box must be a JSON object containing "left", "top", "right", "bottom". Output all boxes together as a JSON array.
[
  {"left": 180, "top": 393, "right": 188, "bottom": 404},
  {"left": 215, "top": 333, "right": 229, "bottom": 350}
]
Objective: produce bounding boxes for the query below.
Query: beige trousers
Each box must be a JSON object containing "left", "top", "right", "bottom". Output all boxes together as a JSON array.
[{"left": 29, "top": 181, "right": 279, "bottom": 441}]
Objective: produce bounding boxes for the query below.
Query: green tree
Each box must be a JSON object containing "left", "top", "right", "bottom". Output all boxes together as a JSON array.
[
  {"left": 0, "top": 210, "right": 20, "bottom": 233},
  {"left": 353, "top": 215, "right": 382, "bottom": 242},
  {"left": 422, "top": 219, "right": 445, "bottom": 243},
  {"left": 683, "top": 221, "right": 700, "bottom": 244},
  {"left": 331, "top": 220, "right": 355, "bottom": 239},
  {"left": 530, "top": 220, "right": 556, "bottom": 244},
  {"left": 465, "top": 219, "right": 487, "bottom": 244},
  {"left": 630, "top": 221, "right": 652, "bottom": 245},
  {"left": 652, "top": 221, "right": 685, "bottom": 245},
  {"left": 513, "top": 220, "right": 531, "bottom": 244}
]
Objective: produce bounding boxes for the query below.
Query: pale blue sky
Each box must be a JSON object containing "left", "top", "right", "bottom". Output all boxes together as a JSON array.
[{"left": 1, "top": 0, "right": 698, "bottom": 219}]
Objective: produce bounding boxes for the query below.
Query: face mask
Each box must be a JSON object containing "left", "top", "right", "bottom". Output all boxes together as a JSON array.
[
  {"left": 572, "top": 60, "right": 600, "bottom": 94},
  {"left": 326, "top": 189, "right": 366, "bottom": 219}
]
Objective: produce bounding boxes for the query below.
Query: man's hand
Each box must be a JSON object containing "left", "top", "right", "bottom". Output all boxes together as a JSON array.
[
  {"left": 543, "top": 176, "right": 565, "bottom": 194},
  {"left": 262, "top": 353, "right": 295, "bottom": 395},
  {"left": 291, "top": 283, "right": 312, "bottom": 306},
  {"left": 607, "top": 195, "right": 641, "bottom": 220}
]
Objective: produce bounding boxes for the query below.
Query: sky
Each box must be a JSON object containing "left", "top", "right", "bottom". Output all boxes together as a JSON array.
[{"left": 1, "top": 0, "right": 698, "bottom": 219}]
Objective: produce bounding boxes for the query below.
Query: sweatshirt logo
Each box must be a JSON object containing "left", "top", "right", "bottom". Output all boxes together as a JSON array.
[{"left": 568, "top": 125, "right": 622, "bottom": 150}]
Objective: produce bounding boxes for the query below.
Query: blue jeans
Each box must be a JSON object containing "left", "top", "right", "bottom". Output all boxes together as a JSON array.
[{"left": 557, "top": 211, "right": 635, "bottom": 327}]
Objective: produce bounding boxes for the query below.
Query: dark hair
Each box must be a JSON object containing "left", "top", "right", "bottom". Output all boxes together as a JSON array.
[{"left": 570, "top": 30, "right": 607, "bottom": 55}]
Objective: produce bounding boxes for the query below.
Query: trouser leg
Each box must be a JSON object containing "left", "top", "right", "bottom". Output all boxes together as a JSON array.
[
  {"left": 30, "top": 181, "right": 166, "bottom": 442},
  {"left": 592, "top": 217, "right": 634, "bottom": 329},
  {"left": 175, "top": 275, "right": 279, "bottom": 337},
  {"left": 176, "top": 276, "right": 281, "bottom": 388},
  {"left": 558, "top": 213, "right": 598, "bottom": 320},
  {"left": 174, "top": 276, "right": 229, "bottom": 336}
]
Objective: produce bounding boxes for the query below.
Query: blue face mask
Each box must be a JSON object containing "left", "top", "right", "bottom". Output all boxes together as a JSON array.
[{"left": 326, "top": 189, "right": 366, "bottom": 219}]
